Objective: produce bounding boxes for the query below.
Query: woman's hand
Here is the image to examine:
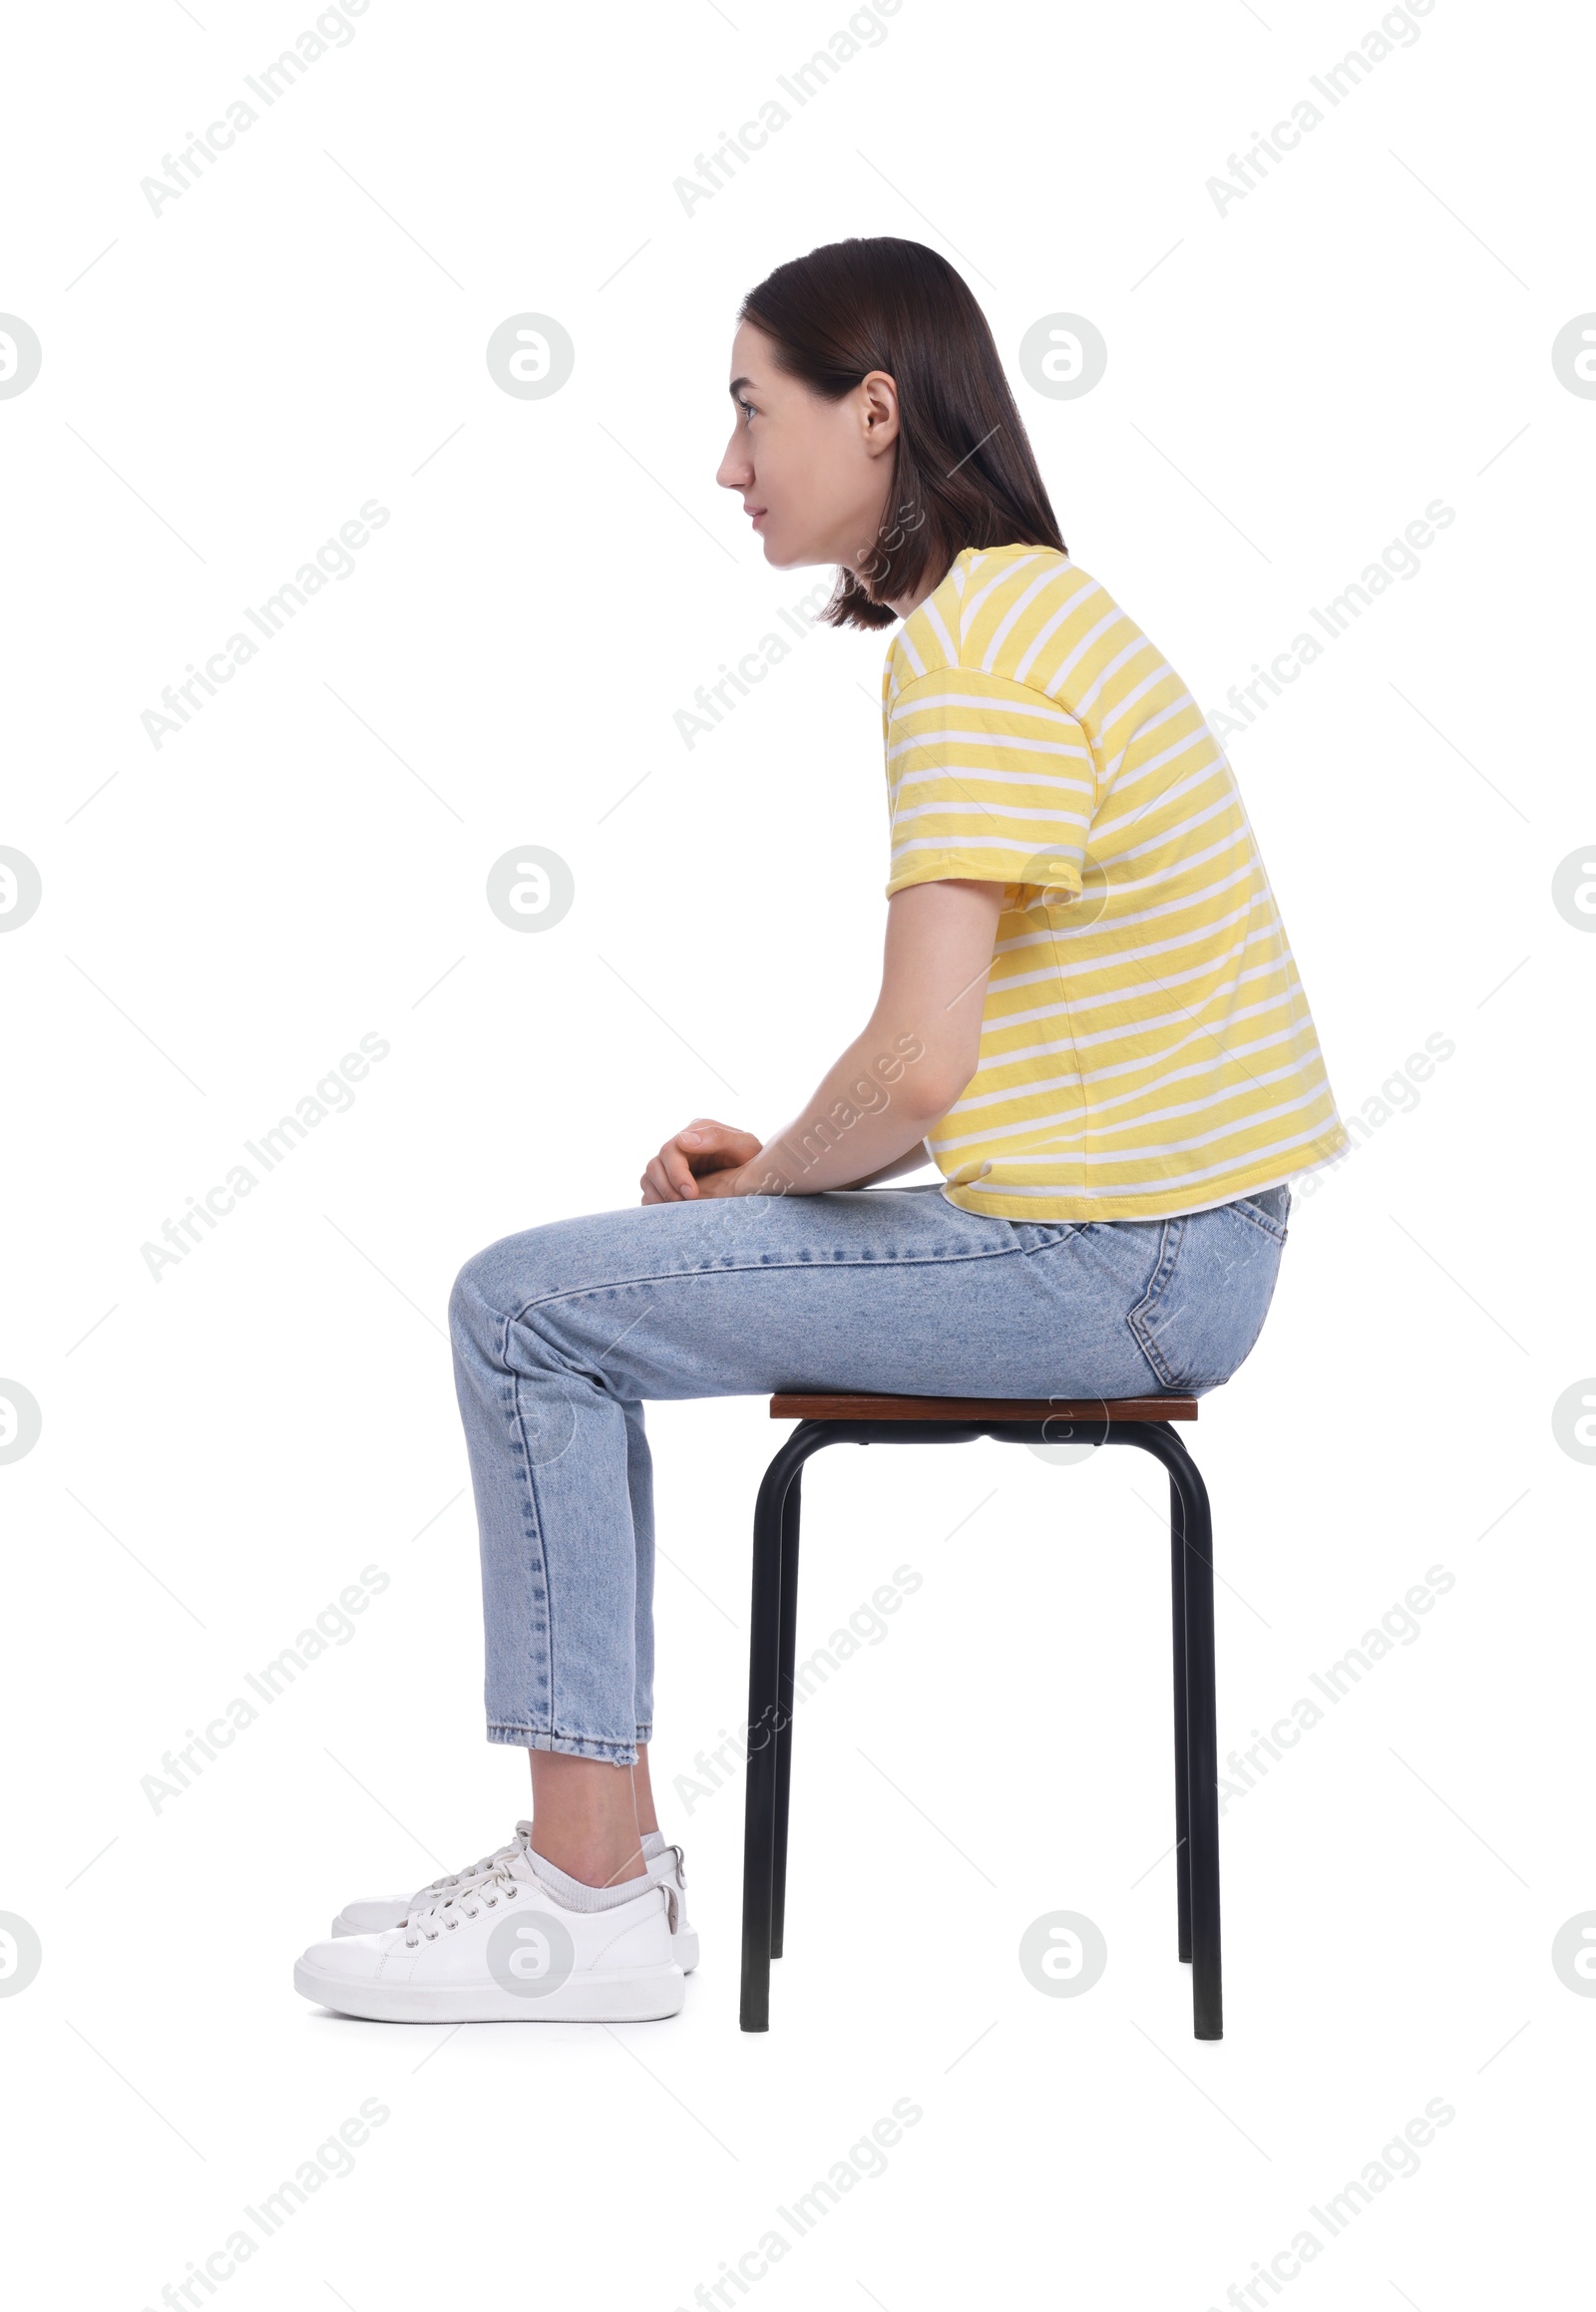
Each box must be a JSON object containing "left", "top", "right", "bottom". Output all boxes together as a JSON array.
[{"left": 640, "top": 1118, "right": 762, "bottom": 1205}]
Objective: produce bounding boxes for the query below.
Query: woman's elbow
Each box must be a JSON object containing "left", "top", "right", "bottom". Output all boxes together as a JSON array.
[{"left": 895, "top": 1053, "right": 977, "bottom": 1123}]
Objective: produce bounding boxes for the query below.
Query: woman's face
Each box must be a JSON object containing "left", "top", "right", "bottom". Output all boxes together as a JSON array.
[{"left": 717, "top": 319, "right": 899, "bottom": 580}]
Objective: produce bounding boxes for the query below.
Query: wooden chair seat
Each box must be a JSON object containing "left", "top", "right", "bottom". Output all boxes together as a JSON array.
[{"left": 770, "top": 1390, "right": 1197, "bottom": 1423}]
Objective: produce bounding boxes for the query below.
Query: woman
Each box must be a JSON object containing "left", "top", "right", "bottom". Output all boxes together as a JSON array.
[{"left": 294, "top": 236, "right": 1349, "bottom": 2025}]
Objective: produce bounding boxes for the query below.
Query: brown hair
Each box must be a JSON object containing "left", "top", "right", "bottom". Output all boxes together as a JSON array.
[{"left": 738, "top": 235, "right": 1065, "bottom": 631}]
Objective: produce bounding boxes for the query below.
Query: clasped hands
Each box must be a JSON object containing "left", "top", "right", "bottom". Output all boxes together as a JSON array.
[{"left": 639, "top": 1118, "right": 770, "bottom": 1206}]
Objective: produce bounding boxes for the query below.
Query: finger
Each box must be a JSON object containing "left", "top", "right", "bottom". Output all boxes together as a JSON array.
[
  {"left": 656, "top": 1151, "right": 701, "bottom": 1200},
  {"left": 659, "top": 1142, "right": 700, "bottom": 1196},
  {"left": 680, "top": 1124, "right": 760, "bottom": 1168},
  {"left": 641, "top": 1159, "right": 680, "bottom": 1203}
]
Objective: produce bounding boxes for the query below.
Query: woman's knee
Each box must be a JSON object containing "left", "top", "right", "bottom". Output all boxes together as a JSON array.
[
  {"left": 448, "top": 1235, "right": 538, "bottom": 1358},
  {"left": 447, "top": 1219, "right": 579, "bottom": 1359}
]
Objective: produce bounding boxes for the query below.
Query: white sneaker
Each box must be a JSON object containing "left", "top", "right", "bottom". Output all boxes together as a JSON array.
[
  {"left": 295, "top": 1848, "right": 683, "bottom": 2024},
  {"left": 331, "top": 1822, "right": 700, "bottom": 1975}
]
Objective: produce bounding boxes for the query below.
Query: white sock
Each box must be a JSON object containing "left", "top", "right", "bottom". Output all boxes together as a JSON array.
[
  {"left": 529, "top": 1846, "right": 653, "bottom": 1912},
  {"left": 639, "top": 1830, "right": 667, "bottom": 1860}
]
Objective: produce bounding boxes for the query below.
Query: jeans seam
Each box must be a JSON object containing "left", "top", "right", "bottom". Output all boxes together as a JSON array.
[
  {"left": 506, "top": 1368, "right": 555, "bottom": 1731},
  {"left": 487, "top": 1724, "right": 637, "bottom": 1764},
  {"left": 1126, "top": 1216, "right": 1187, "bottom": 1391},
  {"left": 502, "top": 1237, "right": 1045, "bottom": 1323}
]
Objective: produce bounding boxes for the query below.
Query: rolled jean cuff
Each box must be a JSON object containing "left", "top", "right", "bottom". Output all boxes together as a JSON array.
[{"left": 487, "top": 1724, "right": 638, "bottom": 1766}]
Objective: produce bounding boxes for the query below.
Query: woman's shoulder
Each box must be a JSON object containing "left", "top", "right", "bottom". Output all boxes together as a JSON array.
[{"left": 888, "top": 544, "right": 1114, "bottom": 692}]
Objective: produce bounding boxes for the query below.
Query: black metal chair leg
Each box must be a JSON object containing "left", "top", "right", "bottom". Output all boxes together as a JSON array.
[
  {"left": 1167, "top": 1437, "right": 1221, "bottom": 2041},
  {"left": 739, "top": 1448, "right": 786, "bottom": 2031},
  {"left": 1102, "top": 1417, "right": 1222, "bottom": 2040},
  {"left": 771, "top": 1465, "right": 803, "bottom": 1960},
  {"left": 1169, "top": 1468, "right": 1192, "bottom": 1965},
  {"left": 740, "top": 1424, "right": 831, "bottom": 2032}
]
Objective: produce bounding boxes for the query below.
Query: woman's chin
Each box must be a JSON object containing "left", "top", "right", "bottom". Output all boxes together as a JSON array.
[{"left": 755, "top": 530, "right": 827, "bottom": 573}]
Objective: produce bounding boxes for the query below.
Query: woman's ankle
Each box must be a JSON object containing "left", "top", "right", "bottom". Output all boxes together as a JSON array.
[
  {"left": 533, "top": 1833, "right": 647, "bottom": 1888},
  {"left": 528, "top": 1748, "right": 647, "bottom": 1887},
  {"left": 632, "top": 1744, "right": 660, "bottom": 1838}
]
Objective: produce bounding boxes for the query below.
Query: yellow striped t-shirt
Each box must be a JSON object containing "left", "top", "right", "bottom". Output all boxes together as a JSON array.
[{"left": 882, "top": 543, "right": 1349, "bottom": 1221}]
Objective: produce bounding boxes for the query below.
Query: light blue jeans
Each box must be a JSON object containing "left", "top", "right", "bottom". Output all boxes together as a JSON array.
[{"left": 448, "top": 1180, "right": 1291, "bottom": 1762}]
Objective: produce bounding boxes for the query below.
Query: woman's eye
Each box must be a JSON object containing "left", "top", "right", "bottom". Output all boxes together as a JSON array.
[{"left": 738, "top": 398, "right": 756, "bottom": 422}]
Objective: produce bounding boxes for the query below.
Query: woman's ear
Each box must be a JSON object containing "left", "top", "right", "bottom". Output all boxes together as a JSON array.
[{"left": 859, "top": 368, "right": 901, "bottom": 454}]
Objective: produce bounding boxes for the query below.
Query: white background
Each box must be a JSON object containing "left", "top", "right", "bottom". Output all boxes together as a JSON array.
[{"left": 3, "top": 0, "right": 1592, "bottom": 2304}]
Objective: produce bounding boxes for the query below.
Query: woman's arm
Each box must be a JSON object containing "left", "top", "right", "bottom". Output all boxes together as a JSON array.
[{"left": 639, "top": 879, "right": 1003, "bottom": 1202}]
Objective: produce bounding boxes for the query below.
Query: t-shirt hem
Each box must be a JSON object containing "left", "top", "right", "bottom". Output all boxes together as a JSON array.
[
  {"left": 937, "top": 1123, "right": 1352, "bottom": 1223},
  {"left": 885, "top": 856, "right": 1082, "bottom": 902}
]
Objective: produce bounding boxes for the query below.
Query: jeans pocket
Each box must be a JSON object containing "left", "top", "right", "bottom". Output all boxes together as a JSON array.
[
  {"left": 1233, "top": 1183, "right": 1292, "bottom": 1244},
  {"left": 1127, "top": 1203, "right": 1288, "bottom": 1393}
]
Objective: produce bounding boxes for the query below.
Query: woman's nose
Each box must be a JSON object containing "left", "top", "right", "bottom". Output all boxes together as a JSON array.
[{"left": 716, "top": 440, "right": 751, "bottom": 491}]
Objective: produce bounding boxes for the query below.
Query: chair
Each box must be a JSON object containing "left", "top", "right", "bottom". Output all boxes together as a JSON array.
[{"left": 738, "top": 1390, "right": 1223, "bottom": 2040}]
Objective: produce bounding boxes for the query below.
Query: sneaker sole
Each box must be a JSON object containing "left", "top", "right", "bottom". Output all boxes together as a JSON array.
[
  {"left": 293, "top": 1957, "right": 685, "bottom": 2024},
  {"left": 331, "top": 1912, "right": 701, "bottom": 1973}
]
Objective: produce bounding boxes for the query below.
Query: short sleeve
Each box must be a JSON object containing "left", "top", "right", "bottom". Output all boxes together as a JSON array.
[{"left": 883, "top": 669, "right": 1095, "bottom": 903}]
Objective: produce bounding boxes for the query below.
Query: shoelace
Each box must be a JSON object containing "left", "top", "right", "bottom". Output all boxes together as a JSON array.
[
  {"left": 401, "top": 1823, "right": 533, "bottom": 1927},
  {"left": 404, "top": 1857, "right": 525, "bottom": 1946},
  {"left": 402, "top": 1857, "right": 671, "bottom": 1945}
]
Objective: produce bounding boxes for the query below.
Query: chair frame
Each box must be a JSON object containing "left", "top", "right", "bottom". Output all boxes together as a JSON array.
[{"left": 738, "top": 1395, "right": 1223, "bottom": 2041}]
